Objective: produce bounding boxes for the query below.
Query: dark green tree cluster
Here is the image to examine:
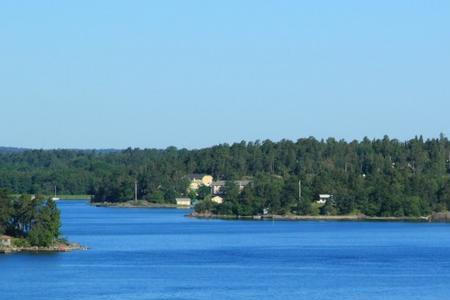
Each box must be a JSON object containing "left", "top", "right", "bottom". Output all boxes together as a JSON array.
[
  {"left": 194, "top": 175, "right": 311, "bottom": 216},
  {"left": 1, "top": 135, "right": 450, "bottom": 216},
  {"left": 0, "top": 190, "right": 60, "bottom": 247}
]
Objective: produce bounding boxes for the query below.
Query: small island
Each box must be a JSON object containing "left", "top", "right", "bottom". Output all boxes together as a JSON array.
[{"left": 0, "top": 190, "right": 86, "bottom": 254}]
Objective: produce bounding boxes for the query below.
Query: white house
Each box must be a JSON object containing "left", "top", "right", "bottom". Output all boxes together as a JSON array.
[
  {"left": 176, "top": 198, "right": 191, "bottom": 207},
  {"left": 317, "top": 194, "right": 332, "bottom": 204},
  {"left": 211, "top": 180, "right": 252, "bottom": 195},
  {"left": 0, "top": 235, "right": 12, "bottom": 247}
]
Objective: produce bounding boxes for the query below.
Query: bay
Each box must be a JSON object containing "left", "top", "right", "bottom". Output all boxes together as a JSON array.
[{"left": 1, "top": 200, "right": 450, "bottom": 300}]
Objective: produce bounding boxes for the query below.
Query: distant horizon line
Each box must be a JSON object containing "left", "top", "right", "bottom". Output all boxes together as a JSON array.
[{"left": 0, "top": 133, "right": 447, "bottom": 152}]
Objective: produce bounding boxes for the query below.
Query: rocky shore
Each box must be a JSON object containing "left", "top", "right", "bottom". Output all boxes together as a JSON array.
[
  {"left": 188, "top": 211, "right": 431, "bottom": 222},
  {"left": 429, "top": 212, "right": 450, "bottom": 222},
  {"left": 0, "top": 242, "right": 88, "bottom": 254}
]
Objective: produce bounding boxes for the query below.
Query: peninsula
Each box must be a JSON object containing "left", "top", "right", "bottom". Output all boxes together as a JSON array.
[
  {"left": 188, "top": 211, "right": 432, "bottom": 222},
  {"left": 0, "top": 191, "right": 86, "bottom": 254}
]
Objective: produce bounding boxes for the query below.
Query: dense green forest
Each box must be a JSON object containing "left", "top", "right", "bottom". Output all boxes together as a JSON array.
[
  {"left": 1, "top": 135, "right": 450, "bottom": 217},
  {"left": 0, "top": 191, "right": 60, "bottom": 247}
]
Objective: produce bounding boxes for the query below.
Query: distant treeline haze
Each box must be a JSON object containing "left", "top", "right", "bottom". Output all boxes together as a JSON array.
[{"left": 1, "top": 135, "right": 450, "bottom": 217}]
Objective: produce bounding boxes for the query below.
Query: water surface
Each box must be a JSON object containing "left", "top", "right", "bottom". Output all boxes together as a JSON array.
[{"left": 1, "top": 200, "right": 450, "bottom": 300}]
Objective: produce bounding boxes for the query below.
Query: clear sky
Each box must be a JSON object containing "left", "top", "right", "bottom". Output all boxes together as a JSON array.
[{"left": 1, "top": 1, "right": 449, "bottom": 149}]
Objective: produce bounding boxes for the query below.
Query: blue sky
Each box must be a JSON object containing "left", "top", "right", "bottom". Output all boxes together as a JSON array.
[{"left": 1, "top": 1, "right": 449, "bottom": 149}]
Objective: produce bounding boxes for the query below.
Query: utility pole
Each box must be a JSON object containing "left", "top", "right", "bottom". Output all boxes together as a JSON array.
[{"left": 134, "top": 179, "right": 138, "bottom": 203}]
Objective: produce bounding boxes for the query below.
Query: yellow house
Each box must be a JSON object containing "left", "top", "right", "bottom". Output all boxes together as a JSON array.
[
  {"left": 189, "top": 182, "right": 200, "bottom": 190},
  {"left": 211, "top": 196, "right": 223, "bottom": 204},
  {"left": 176, "top": 198, "right": 191, "bottom": 207},
  {"left": 187, "top": 174, "right": 213, "bottom": 191}
]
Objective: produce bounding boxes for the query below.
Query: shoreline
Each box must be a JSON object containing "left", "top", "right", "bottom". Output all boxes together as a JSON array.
[
  {"left": 90, "top": 203, "right": 449, "bottom": 223},
  {"left": 188, "top": 212, "right": 433, "bottom": 222},
  {"left": 91, "top": 201, "right": 181, "bottom": 209},
  {"left": 0, "top": 242, "right": 88, "bottom": 254}
]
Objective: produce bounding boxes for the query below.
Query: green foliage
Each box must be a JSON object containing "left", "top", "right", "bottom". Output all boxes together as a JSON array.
[
  {"left": 197, "top": 185, "right": 211, "bottom": 200},
  {"left": 194, "top": 199, "right": 215, "bottom": 213},
  {"left": 1, "top": 135, "right": 450, "bottom": 217},
  {"left": 27, "top": 224, "right": 54, "bottom": 247},
  {"left": 0, "top": 189, "right": 12, "bottom": 234},
  {"left": 297, "top": 197, "right": 313, "bottom": 215},
  {"left": 28, "top": 199, "right": 61, "bottom": 246},
  {"left": 320, "top": 198, "right": 337, "bottom": 215},
  {"left": 12, "top": 237, "right": 30, "bottom": 248},
  {"left": 0, "top": 191, "right": 61, "bottom": 247},
  {"left": 187, "top": 189, "right": 197, "bottom": 201}
]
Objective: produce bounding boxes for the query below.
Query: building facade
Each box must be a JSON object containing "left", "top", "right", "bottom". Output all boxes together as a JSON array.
[
  {"left": 187, "top": 174, "right": 214, "bottom": 191},
  {"left": 316, "top": 194, "right": 332, "bottom": 204},
  {"left": 0, "top": 235, "right": 12, "bottom": 247},
  {"left": 176, "top": 198, "right": 192, "bottom": 207},
  {"left": 211, "top": 196, "right": 224, "bottom": 204},
  {"left": 211, "top": 180, "right": 252, "bottom": 195}
]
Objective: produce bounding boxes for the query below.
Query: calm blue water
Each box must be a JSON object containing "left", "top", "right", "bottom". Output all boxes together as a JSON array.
[{"left": 1, "top": 200, "right": 450, "bottom": 300}]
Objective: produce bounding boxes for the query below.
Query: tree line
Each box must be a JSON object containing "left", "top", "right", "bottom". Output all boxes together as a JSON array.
[{"left": 0, "top": 135, "right": 450, "bottom": 216}]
